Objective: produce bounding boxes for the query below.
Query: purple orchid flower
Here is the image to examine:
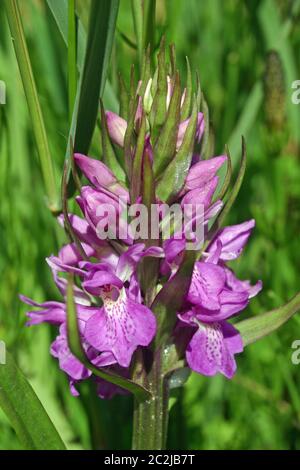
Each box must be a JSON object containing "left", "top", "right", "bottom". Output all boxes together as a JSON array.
[
  {"left": 20, "top": 54, "right": 263, "bottom": 399},
  {"left": 178, "top": 315, "right": 243, "bottom": 379},
  {"left": 83, "top": 245, "right": 160, "bottom": 367}
]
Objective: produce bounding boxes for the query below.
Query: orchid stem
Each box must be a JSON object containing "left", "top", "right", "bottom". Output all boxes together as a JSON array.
[{"left": 132, "top": 350, "right": 169, "bottom": 450}]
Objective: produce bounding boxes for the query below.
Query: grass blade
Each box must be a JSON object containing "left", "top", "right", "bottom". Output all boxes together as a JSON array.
[
  {"left": 0, "top": 352, "right": 66, "bottom": 450},
  {"left": 68, "top": 0, "right": 77, "bottom": 122},
  {"left": 46, "top": 0, "right": 118, "bottom": 112},
  {"left": 74, "top": 0, "right": 120, "bottom": 154},
  {"left": 4, "top": 0, "right": 59, "bottom": 212}
]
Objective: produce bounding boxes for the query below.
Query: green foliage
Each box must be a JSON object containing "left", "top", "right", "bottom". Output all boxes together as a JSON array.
[
  {"left": 0, "top": 0, "right": 300, "bottom": 450},
  {"left": 0, "top": 352, "right": 66, "bottom": 449}
]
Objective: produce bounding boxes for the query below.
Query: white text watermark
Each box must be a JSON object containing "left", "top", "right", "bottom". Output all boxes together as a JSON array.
[
  {"left": 291, "top": 340, "right": 300, "bottom": 365},
  {"left": 0, "top": 340, "right": 6, "bottom": 365},
  {"left": 291, "top": 80, "right": 300, "bottom": 104},
  {"left": 0, "top": 80, "right": 6, "bottom": 105},
  {"left": 95, "top": 199, "right": 205, "bottom": 250}
]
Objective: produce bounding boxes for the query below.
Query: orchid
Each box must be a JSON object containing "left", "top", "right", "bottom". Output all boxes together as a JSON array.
[{"left": 18, "top": 40, "right": 300, "bottom": 451}]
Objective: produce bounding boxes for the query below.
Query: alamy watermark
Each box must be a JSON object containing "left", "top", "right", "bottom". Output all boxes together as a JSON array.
[
  {"left": 291, "top": 340, "right": 300, "bottom": 365},
  {"left": 95, "top": 199, "right": 205, "bottom": 250},
  {"left": 0, "top": 340, "right": 6, "bottom": 365},
  {"left": 291, "top": 80, "right": 300, "bottom": 104},
  {"left": 0, "top": 80, "right": 6, "bottom": 105}
]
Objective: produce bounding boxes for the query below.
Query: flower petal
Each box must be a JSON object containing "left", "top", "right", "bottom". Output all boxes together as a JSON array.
[
  {"left": 74, "top": 153, "right": 128, "bottom": 199},
  {"left": 184, "top": 155, "right": 227, "bottom": 192},
  {"left": 208, "top": 219, "right": 255, "bottom": 261},
  {"left": 105, "top": 111, "right": 127, "bottom": 147},
  {"left": 186, "top": 321, "right": 241, "bottom": 379},
  {"left": 19, "top": 295, "right": 65, "bottom": 325},
  {"left": 84, "top": 289, "right": 156, "bottom": 367},
  {"left": 225, "top": 267, "right": 263, "bottom": 298},
  {"left": 187, "top": 262, "right": 226, "bottom": 310}
]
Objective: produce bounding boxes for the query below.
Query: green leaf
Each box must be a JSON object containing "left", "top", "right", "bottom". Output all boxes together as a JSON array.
[
  {"left": 131, "top": 0, "right": 156, "bottom": 70},
  {"left": 152, "top": 251, "right": 196, "bottom": 348},
  {"left": 46, "top": 0, "right": 85, "bottom": 71},
  {"left": 199, "top": 92, "right": 210, "bottom": 159},
  {"left": 149, "top": 37, "right": 168, "bottom": 133},
  {"left": 228, "top": 81, "right": 263, "bottom": 160},
  {"left": 216, "top": 145, "right": 232, "bottom": 201},
  {"left": 124, "top": 96, "right": 139, "bottom": 178},
  {"left": 156, "top": 101, "right": 198, "bottom": 202},
  {"left": 66, "top": 275, "right": 151, "bottom": 401},
  {"left": 140, "top": 150, "right": 159, "bottom": 304},
  {"left": 68, "top": 0, "right": 77, "bottom": 122},
  {"left": 130, "top": 113, "right": 147, "bottom": 202},
  {"left": 0, "top": 352, "right": 66, "bottom": 450},
  {"left": 207, "top": 136, "right": 246, "bottom": 243},
  {"left": 118, "top": 72, "right": 130, "bottom": 119},
  {"left": 74, "top": 0, "right": 120, "bottom": 154},
  {"left": 46, "top": 0, "right": 118, "bottom": 111},
  {"left": 181, "top": 57, "right": 192, "bottom": 121},
  {"left": 131, "top": 0, "right": 144, "bottom": 68},
  {"left": 153, "top": 72, "right": 182, "bottom": 176},
  {"left": 4, "top": 0, "right": 59, "bottom": 213},
  {"left": 236, "top": 292, "right": 300, "bottom": 346}
]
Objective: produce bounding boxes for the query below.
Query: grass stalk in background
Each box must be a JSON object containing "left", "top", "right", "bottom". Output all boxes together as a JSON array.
[{"left": 4, "top": 0, "right": 59, "bottom": 213}]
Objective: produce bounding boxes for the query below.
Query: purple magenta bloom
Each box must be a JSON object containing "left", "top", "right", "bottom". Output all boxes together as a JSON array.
[
  {"left": 83, "top": 246, "right": 158, "bottom": 367},
  {"left": 19, "top": 295, "right": 65, "bottom": 326},
  {"left": 207, "top": 219, "right": 256, "bottom": 261},
  {"left": 182, "top": 317, "right": 243, "bottom": 379},
  {"left": 74, "top": 153, "right": 128, "bottom": 200},
  {"left": 20, "top": 56, "right": 263, "bottom": 396}
]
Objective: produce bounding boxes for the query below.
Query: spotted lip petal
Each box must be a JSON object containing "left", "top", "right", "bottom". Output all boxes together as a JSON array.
[
  {"left": 185, "top": 320, "right": 243, "bottom": 379},
  {"left": 84, "top": 289, "right": 156, "bottom": 368}
]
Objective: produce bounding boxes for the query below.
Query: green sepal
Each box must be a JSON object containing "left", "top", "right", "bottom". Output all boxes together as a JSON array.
[
  {"left": 118, "top": 72, "right": 130, "bottom": 119},
  {"left": 153, "top": 71, "right": 182, "bottom": 176},
  {"left": 130, "top": 112, "right": 147, "bottom": 202},
  {"left": 207, "top": 137, "right": 246, "bottom": 244},
  {"left": 199, "top": 92, "right": 210, "bottom": 159},
  {"left": 181, "top": 57, "right": 193, "bottom": 121},
  {"left": 156, "top": 101, "right": 198, "bottom": 202},
  {"left": 124, "top": 95, "right": 139, "bottom": 179},
  {"left": 149, "top": 37, "right": 168, "bottom": 134}
]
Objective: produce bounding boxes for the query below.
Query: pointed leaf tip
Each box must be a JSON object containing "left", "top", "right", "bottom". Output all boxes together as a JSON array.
[{"left": 236, "top": 292, "right": 300, "bottom": 347}]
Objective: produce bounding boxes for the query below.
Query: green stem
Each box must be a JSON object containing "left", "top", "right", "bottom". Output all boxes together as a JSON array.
[
  {"left": 132, "top": 350, "right": 169, "bottom": 450},
  {"left": 4, "top": 0, "right": 59, "bottom": 213}
]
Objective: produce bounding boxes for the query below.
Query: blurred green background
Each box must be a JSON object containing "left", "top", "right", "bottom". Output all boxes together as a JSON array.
[{"left": 0, "top": 0, "right": 300, "bottom": 450}]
